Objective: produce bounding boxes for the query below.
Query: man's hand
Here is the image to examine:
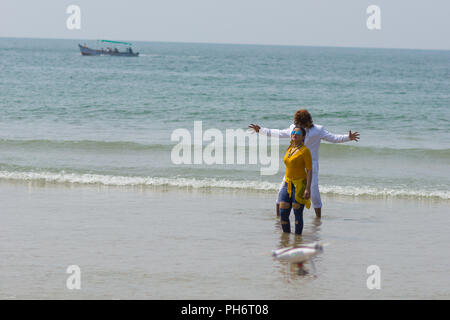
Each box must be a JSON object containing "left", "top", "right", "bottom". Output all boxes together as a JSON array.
[
  {"left": 248, "top": 124, "right": 261, "bottom": 133},
  {"left": 349, "top": 130, "right": 360, "bottom": 141}
]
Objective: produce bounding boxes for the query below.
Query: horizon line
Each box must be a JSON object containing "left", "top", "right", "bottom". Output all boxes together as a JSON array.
[{"left": 1, "top": 36, "right": 450, "bottom": 52}]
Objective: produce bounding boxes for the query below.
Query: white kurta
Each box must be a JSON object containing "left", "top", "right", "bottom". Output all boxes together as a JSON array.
[{"left": 259, "top": 124, "right": 350, "bottom": 208}]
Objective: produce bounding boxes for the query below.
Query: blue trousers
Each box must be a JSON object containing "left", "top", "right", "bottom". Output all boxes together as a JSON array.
[{"left": 279, "top": 182, "right": 305, "bottom": 235}]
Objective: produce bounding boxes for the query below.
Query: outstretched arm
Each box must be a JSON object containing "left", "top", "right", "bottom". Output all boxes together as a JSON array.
[
  {"left": 321, "top": 128, "right": 360, "bottom": 143},
  {"left": 248, "top": 123, "right": 294, "bottom": 138}
]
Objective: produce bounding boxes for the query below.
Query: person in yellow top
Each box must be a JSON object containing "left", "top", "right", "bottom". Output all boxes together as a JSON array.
[{"left": 280, "top": 126, "right": 312, "bottom": 235}]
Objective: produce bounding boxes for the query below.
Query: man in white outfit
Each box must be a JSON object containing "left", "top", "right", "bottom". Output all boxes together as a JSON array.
[{"left": 249, "top": 109, "right": 359, "bottom": 219}]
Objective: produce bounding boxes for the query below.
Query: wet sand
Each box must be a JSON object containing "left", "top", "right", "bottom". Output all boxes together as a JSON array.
[{"left": 0, "top": 180, "right": 449, "bottom": 299}]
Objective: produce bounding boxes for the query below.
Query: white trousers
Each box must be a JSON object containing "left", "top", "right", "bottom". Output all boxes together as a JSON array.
[{"left": 276, "top": 162, "right": 322, "bottom": 209}]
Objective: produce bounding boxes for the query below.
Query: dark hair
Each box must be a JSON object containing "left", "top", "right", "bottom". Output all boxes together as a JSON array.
[
  {"left": 294, "top": 109, "right": 313, "bottom": 128},
  {"left": 294, "top": 127, "right": 306, "bottom": 137}
]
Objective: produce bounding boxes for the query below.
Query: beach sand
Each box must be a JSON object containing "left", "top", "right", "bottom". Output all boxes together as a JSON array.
[{"left": 0, "top": 180, "right": 449, "bottom": 299}]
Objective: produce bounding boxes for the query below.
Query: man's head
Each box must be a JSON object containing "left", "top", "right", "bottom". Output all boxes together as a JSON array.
[{"left": 294, "top": 109, "right": 313, "bottom": 128}]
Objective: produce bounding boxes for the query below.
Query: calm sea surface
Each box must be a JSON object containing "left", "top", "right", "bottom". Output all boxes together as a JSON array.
[{"left": 0, "top": 38, "right": 449, "bottom": 200}]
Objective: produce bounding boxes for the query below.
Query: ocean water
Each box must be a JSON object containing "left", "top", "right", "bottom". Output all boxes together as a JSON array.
[
  {"left": 0, "top": 38, "right": 449, "bottom": 200},
  {"left": 1, "top": 38, "right": 450, "bottom": 300}
]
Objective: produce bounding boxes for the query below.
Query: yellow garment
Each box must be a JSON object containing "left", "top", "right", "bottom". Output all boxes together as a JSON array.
[
  {"left": 284, "top": 145, "right": 312, "bottom": 180},
  {"left": 285, "top": 177, "right": 311, "bottom": 209},
  {"left": 284, "top": 145, "right": 312, "bottom": 209}
]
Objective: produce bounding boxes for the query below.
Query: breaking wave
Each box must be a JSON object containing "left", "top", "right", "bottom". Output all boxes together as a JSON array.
[{"left": 0, "top": 170, "right": 448, "bottom": 200}]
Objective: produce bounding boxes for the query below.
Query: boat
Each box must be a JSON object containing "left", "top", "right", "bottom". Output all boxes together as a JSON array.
[{"left": 78, "top": 40, "right": 139, "bottom": 57}]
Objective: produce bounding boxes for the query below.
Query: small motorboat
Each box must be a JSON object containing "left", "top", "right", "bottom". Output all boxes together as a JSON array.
[{"left": 78, "top": 40, "right": 139, "bottom": 57}]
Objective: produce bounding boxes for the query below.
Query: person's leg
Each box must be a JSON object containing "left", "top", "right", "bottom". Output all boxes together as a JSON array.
[
  {"left": 278, "top": 182, "right": 291, "bottom": 233},
  {"left": 292, "top": 203, "right": 305, "bottom": 235},
  {"left": 275, "top": 177, "right": 285, "bottom": 217},
  {"left": 314, "top": 207, "right": 321, "bottom": 219},
  {"left": 310, "top": 168, "right": 322, "bottom": 219},
  {"left": 279, "top": 202, "right": 291, "bottom": 233}
]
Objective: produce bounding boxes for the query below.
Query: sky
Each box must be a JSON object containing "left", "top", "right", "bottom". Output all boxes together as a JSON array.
[{"left": 1, "top": 0, "right": 449, "bottom": 50}]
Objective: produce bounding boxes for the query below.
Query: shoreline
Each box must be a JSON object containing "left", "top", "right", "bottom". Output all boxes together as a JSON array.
[{"left": 0, "top": 176, "right": 448, "bottom": 202}]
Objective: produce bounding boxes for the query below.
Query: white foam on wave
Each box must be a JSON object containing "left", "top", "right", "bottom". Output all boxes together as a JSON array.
[
  {"left": 0, "top": 170, "right": 448, "bottom": 200},
  {"left": 0, "top": 170, "right": 278, "bottom": 190},
  {"left": 319, "top": 185, "right": 449, "bottom": 200}
]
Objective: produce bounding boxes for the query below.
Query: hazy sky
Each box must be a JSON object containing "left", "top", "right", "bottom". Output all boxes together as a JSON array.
[{"left": 1, "top": 0, "right": 449, "bottom": 50}]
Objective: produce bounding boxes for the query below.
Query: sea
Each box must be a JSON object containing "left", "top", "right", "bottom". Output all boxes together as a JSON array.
[
  {"left": 0, "top": 38, "right": 449, "bottom": 199},
  {"left": 0, "top": 39, "right": 450, "bottom": 200},
  {"left": 0, "top": 38, "right": 449, "bottom": 299}
]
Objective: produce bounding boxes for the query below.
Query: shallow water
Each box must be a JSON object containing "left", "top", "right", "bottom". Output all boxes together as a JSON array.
[{"left": 1, "top": 181, "right": 448, "bottom": 299}]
